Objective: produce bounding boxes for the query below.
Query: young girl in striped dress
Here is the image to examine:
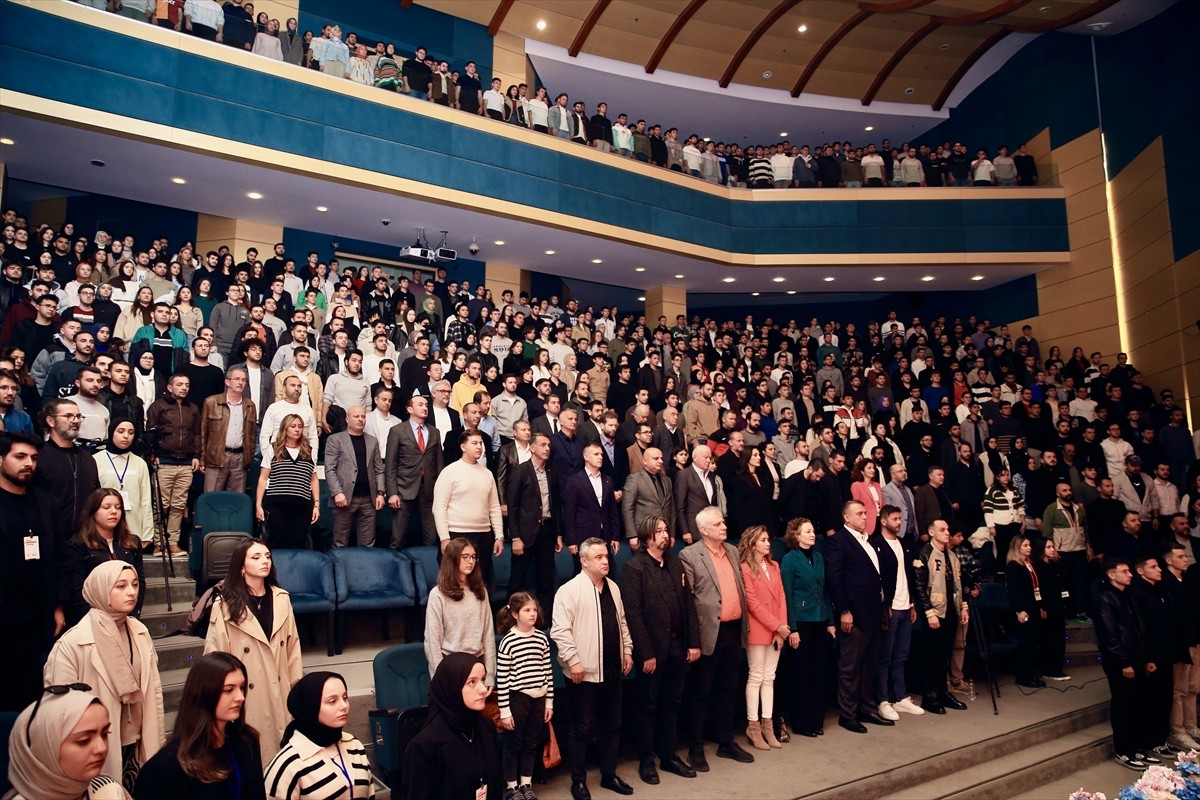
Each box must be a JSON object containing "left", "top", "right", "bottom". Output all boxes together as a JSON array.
[{"left": 496, "top": 592, "right": 554, "bottom": 800}]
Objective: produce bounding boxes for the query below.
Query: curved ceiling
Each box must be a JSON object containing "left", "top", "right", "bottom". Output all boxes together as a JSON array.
[{"left": 413, "top": 0, "right": 1160, "bottom": 107}]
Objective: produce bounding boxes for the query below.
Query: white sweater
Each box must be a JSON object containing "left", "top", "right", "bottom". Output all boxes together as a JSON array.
[{"left": 432, "top": 458, "right": 503, "bottom": 540}]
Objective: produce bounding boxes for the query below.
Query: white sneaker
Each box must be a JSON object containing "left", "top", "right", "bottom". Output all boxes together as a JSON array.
[
  {"left": 893, "top": 697, "right": 926, "bottom": 716},
  {"left": 1169, "top": 733, "right": 1200, "bottom": 751},
  {"left": 878, "top": 702, "right": 900, "bottom": 721}
]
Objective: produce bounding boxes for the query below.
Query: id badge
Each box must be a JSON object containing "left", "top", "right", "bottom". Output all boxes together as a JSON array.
[
  {"left": 119, "top": 490, "right": 132, "bottom": 511},
  {"left": 475, "top": 784, "right": 487, "bottom": 800},
  {"left": 23, "top": 535, "right": 40, "bottom": 561},
  {"left": 1033, "top": 587, "right": 1042, "bottom": 602}
]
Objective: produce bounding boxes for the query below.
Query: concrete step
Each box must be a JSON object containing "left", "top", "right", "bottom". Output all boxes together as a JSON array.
[
  {"left": 151, "top": 633, "right": 205, "bottom": 672},
  {"left": 797, "top": 701, "right": 1109, "bottom": 800},
  {"left": 143, "top": 576, "right": 196, "bottom": 607},
  {"left": 142, "top": 553, "right": 192, "bottom": 580},
  {"left": 141, "top": 605, "right": 193, "bottom": 637}
]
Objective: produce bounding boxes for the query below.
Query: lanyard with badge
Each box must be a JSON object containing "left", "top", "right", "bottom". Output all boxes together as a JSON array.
[
  {"left": 23, "top": 524, "right": 39, "bottom": 562},
  {"left": 106, "top": 451, "right": 133, "bottom": 510}
]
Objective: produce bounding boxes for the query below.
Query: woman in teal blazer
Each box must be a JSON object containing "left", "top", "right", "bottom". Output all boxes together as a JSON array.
[{"left": 780, "top": 517, "right": 837, "bottom": 737}]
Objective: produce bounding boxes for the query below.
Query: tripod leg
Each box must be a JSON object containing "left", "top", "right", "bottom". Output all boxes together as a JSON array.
[{"left": 968, "top": 599, "right": 1000, "bottom": 713}]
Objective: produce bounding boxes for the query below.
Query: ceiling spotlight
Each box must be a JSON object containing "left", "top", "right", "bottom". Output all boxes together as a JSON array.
[
  {"left": 939, "top": 43, "right": 950, "bottom": 50},
  {"left": 1039, "top": 5, "right": 1052, "bottom": 12},
  {"left": 823, "top": 276, "right": 835, "bottom": 282},
  {"left": 90, "top": 159, "right": 106, "bottom": 167},
  {"left": 246, "top": 191, "right": 263, "bottom": 200},
  {"left": 786, "top": 290, "right": 797, "bottom": 295},
  {"left": 536, "top": 19, "right": 547, "bottom": 30},
  {"left": 493, "top": 240, "right": 505, "bottom": 246},
  {"left": 0, "top": 138, "right": 13, "bottom": 145},
  {"left": 674, "top": 274, "right": 684, "bottom": 279},
  {"left": 779, "top": 132, "right": 788, "bottom": 137},
  {"left": 591, "top": 258, "right": 603, "bottom": 264},
  {"left": 921, "top": 275, "right": 935, "bottom": 282},
  {"left": 904, "top": 87, "right": 915, "bottom": 95},
  {"left": 544, "top": 249, "right": 556, "bottom": 255},
  {"left": 873, "top": 276, "right": 885, "bottom": 282},
  {"left": 722, "top": 277, "right": 736, "bottom": 283},
  {"left": 1087, "top": 21, "right": 1112, "bottom": 31},
  {"left": 772, "top": 277, "right": 785, "bottom": 283},
  {"left": 971, "top": 275, "right": 985, "bottom": 281},
  {"left": 797, "top": 24, "right": 807, "bottom": 33},
  {"left": 635, "top": 267, "right": 646, "bottom": 272},
  {"left": 171, "top": 177, "right": 187, "bottom": 185},
  {"left": 864, "top": 126, "right": 874, "bottom": 132},
  {"left": 316, "top": 205, "right": 328, "bottom": 212},
  {"left": 751, "top": 292, "right": 761, "bottom": 297},
  {"left": 637, "top": 296, "right": 646, "bottom": 301},
  {"left": 762, "top": 70, "right": 773, "bottom": 79}
]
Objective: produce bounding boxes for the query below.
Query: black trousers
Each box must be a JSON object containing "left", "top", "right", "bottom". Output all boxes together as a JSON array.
[
  {"left": 565, "top": 675, "right": 622, "bottom": 781},
  {"left": 508, "top": 519, "right": 558, "bottom": 610},
  {"left": 1145, "top": 663, "right": 1173, "bottom": 748},
  {"left": 684, "top": 620, "right": 741, "bottom": 747},
  {"left": 503, "top": 691, "right": 546, "bottom": 783},
  {"left": 1059, "top": 550, "right": 1088, "bottom": 616},
  {"left": 922, "top": 615, "right": 958, "bottom": 698},
  {"left": 263, "top": 496, "right": 311, "bottom": 549},
  {"left": 1106, "top": 665, "right": 1149, "bottom": 756},
  {"left": 836, "top": 623, "right": 880, "bottom": 720},
  {"left": 634, "top": 637, "right": 688, "bottom": 760},
  {"left": 1013, "top": 615, "right": 1040, "bottom": 682},
  {"left": 450, "top": 531, "right": 496, "bottom": 590},
  {"left": 789, "top": 621, "right": 831, "bottom": 732},
  {"left": 1038, "top": 613, "right": 1066, "bottom": 675}
]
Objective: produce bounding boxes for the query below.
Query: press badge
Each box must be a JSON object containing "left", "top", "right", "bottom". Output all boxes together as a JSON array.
[
  {"left": 23, "top": 535, "right": 39, "bottom": 561},
  {"left": 119, "top": 490, "right": 132, "bottom": 511},
  {"left": 475, "top": 784, "right": 487, "bottom": 800}
]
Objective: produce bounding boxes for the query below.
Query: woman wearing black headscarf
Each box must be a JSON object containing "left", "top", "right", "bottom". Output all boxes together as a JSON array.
[
  {"left": 263, "top": 672, "right": 373, "bottom": 799},
  {"left": 404, "top": 653, "right": 500, "bottom": 800}
]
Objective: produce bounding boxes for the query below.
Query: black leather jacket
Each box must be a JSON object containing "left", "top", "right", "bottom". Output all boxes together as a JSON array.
[{"left": 1095, "top": 581, "right": 1146, "bottom": 670}]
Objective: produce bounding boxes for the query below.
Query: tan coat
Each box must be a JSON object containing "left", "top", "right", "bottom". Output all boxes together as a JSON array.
[
  {"left": 44, "top": 615, "right": 165, "bottom": 782},
  {"left": 204, "top": 586, "right": 303, "bottom": 763}
]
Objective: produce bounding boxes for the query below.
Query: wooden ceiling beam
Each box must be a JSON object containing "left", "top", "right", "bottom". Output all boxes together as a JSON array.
[
  {"left": 569, "top": 0, "right": 613, "bottom": 57},
  {"left": 487, "top": 0, "right": 517, "bottom": 36},
  {"left": 790, "top": 8, "right": 872, "bottom": 97},
  {"left": 645, "top": 0, "right": 707, "bottom": 74},
  {"left": 932, "top": 27, "right": 1010, "bottom": 110},
  {"left": 718, "top": 0, "right": 803, "bottom": 89},
  {"left": 860, "top": 20, "right": 939, "bottom": 105},
  {"left": 1008, "top": 0, "right": 1120, "bottom": 32},
  {"left": 933, "top": 0, "right": 1033, "bottom": 25},
  {"left": 858, "top": 0, "right": 933, "bottom": 12}
]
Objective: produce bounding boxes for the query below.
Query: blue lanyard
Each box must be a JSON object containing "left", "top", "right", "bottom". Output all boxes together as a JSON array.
[
  {"left": 228, "top": 747, "right": 243, "bottom": 800},
  {"left": 105, "top": 451, "right": 130, "bottom": 489},
  {"left": 331, "top": 742, "right": 352, "bottom": 796}
]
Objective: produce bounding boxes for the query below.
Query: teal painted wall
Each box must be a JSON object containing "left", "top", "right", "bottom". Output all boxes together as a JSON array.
[{"left": 281, "top": 227, "right": 486, "bottom": 286}]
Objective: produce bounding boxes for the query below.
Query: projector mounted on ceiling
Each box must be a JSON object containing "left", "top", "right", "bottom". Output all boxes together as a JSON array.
[{"left": 400, "top": 228, "right": 456, "bottom": 263}]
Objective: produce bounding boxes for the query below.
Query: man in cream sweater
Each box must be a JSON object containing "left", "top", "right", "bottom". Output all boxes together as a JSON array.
[{"left": 433, "top": 429, "right": 504, "bottom": 586}]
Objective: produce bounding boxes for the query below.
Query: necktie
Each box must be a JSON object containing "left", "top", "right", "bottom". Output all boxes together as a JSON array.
[
  {"left": 416, "top": 425, "right": 425, "bottom": 453},
  {"left": 653, "top": 473, "right": 664, "bottom": 498},
  {"left": 551, "top": 418, "right": 559, "bottom": 435}
]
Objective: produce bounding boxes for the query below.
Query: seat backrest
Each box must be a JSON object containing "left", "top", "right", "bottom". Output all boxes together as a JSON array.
[
  {"left": 331, "top": 548, "right": 416, "bottom": 602},
  {"left": 373, "top": 643, "right": 431, "bottom": 711},
  {"left": 610, "top": 544, "right": 633, "bottom": 577},
  {"left": 272, "top": 550, "right": 337, "bottom": 604},
  {"left": 400, "top": 546, "right": 440, "bottom": 604},
  {"left": 554, "top": 548, "right": 576, "bottom": 586},
  {"left": 196, "top": 492, "right": 254, "bottom": 535},
  {"left": 202, "top": 532, "right": 251, "bottom": 584},
  {"left": 492, "top": 547, "right": 511, "bottom": 597}
]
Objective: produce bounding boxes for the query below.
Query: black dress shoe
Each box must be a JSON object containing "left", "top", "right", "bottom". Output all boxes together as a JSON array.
[
  {"left": 798, "top": 728, "right": 820, "bottom": 737},
  {"left": 716, "top": 742, "right": 755, "bottom": 763},
  {"left": 817, "top": 728, "right": 824, "bottom": 735},
  {"left": 638, "top": 759, "right": 659, "bottom": 785},
  {"left": 858, "top": 712, "right": 896, "bottom": 726},
  {"left": 660, "top": 755, "right": 697, "bottom": 778},
  {"left": 838, "top": 717, "right": 868, "bottom": 733},
  {"left": 688, "top": 747, "right": 710, "bottom": 773},
  {"left": 571, "top": 780, "right": 592, "bottom": 800},
  {"left": 939, "top": 694, "right": 968, "bottom": 710},
  {"left": 1017, "top": 678, "right": 1046, "bottom": 688},
  {"left": 600, "top": 775, "right": 634, "bottom": 795}
]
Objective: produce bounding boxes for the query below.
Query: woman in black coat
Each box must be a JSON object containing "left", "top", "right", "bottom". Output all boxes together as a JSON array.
[
  {"left": 405, "top": 652, "right": 501, "bottom": 800},
  {"left": 60, "top": 487, "right": 146, "bottom": 627},
  {"left": 1034, "top": 538, "right": 1069, "bottom": 680},
  {"left": 1004, "top": 536, "right": 1046, "bottom": 689},
  {"left": 729, "top": 447, "right": 778, "bottom": 540}
]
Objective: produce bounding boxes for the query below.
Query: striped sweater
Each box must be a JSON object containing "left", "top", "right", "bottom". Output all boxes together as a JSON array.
[
  {"left": 264, "top": 731, "right": 374, "bottom": 799},
  {"left": 496, "top": 627, "right": 554, "bottom": 719}
]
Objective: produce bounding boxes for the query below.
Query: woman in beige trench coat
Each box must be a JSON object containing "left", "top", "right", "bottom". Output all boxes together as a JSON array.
[{"left": 204, "top": 538, "right": 302, "bottom": 763}]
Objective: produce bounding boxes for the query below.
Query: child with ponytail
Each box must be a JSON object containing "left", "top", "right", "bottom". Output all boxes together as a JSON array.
[{"left": 495, "top": 592, "right": 554, "bottom": 800}]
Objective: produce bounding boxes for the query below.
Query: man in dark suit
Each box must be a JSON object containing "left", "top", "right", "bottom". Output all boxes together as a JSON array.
[
  {"left": 596, "top": 411, "right": 629, "bottom": 491},
  {"left": 826, "top": 499, "right": 893, "bottom": 733},
  {"left": 818, "top": 452, "right": 849, "bottom": 536},
  {"left": 562, "top": 442, "right": 621, "bottom": 554},
  {"left": 618, "top": 514, "right": 701, "bottom": 783},
  {"left": 674, "top": 444, "right": 726, "bottom": 546},
  {"left": 622, "top": 448, "right": 675, "bottom": 548},
  {"left": 651, "top": 405, "right": 685, "bottom": 466},
  {"left": 325, "top": 405, "right": 385, "bottom": 548},
  {"left": 779, "top": 460, "right": 826, "bottom": 534},
  {"left": 530, "top": 394, "right": 563, "bottom": 440},
  {"left": 384, "top": 394, "right": 444, "bottom": 548},
  {"left": 496, "top": 419, "right": 532, "bottom": 518},
  {"left": 577, "top": 399, "right": 606, "bottom": 444},
  {"left": 550, "top": 407, "right": 585, "bottom": 489},
  {"left": 507, "top": 432, "right": 563, "bottom": 609}
]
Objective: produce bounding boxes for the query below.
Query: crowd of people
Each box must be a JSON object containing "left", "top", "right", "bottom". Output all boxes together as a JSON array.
[
  {"left": 72, "top": 0, "right": 1041, "bottom": 188},
  {"left": 0, "top": 204, "right": 1198, "bottom": 797}
]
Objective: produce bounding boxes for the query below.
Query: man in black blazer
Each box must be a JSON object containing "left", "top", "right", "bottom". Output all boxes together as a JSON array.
[
  {"left": 562, "top": 442, "right": 621, "bottom": 554},
  {"left": 618, "top": 514, "right": 701, "bottom": 783},
  {"left": 496, "top": 419, "right": 532, "bottom": 517},
  {"left": 651, "top": 405, "right": 685, "bottom": 466},
  {"left": 825, "top": 499, "right": 893, "bottom": 733},
  {"left": 506, "top": 432, "right": 563, "bottom": 609},
  {"left": 384, "top": 394, "right": 444, "bottom": 548},
  {"left": 596, "top": 411, "right": 629, "bottom": 492},
  {"left": 674, "top": 444, "right": 726, "bottom": 546},
  {"left": 550, "top": 407, "right": 585, "bottom": 489}
]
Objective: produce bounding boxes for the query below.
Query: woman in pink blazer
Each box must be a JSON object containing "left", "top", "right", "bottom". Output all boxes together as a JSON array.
[
  {"left": 738, "top": 525, "right": 790, "bottom": 752},
  {"left": 850, "top": 458, "right": 884, "bottom": 535}
]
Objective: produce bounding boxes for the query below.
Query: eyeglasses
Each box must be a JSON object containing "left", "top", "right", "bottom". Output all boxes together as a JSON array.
[
  {"left": 56, "top": 413, "right": 82, "bottom": 421},
  {"left": 460, "top": 553, "right": 478, "bottom": 562},
  {"left": 27, "top": 683, "right": 92, "bottom": 745}
]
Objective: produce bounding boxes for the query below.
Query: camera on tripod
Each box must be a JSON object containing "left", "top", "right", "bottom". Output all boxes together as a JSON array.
[{"left": 134, "top": 426, "right": 165, "bottom": 458}]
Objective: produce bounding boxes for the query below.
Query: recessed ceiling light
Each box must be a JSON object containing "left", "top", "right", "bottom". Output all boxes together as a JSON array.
[
  {"left": 786, "top": 290, "right": 797, "bottom": 295},
  {"left": 246, "top": 192, "right": 263, "bottom": 200},
  {"left": 921, "top": 275, "right": 935, "bottom": 282},
  {"left": 544, "top": 249, "right": 556, "bottom": 255},
  {"left": 702, "top": 137, "right": 711, "bottom": 143},
  {"left": 772, "top": 277, "right": 785, "bottom": 283},
  {"left": 864, "top": 126, "right": 874, "bottom": 132},
  {"left": 779, "top": 132, "right": 788, "bottom": 137},
  {"left": 971, "top": 275, "right": 985, "bottom": 281},
  {"left": 636, "top": 296, "right": 645, "bottom": 301},
  {"left": 797, "top": 24, "right": 807, "bottom": 33},
  {"left": 0, "top": 138, "right": 15, "bottom": 145},
  {"left": 1039, "top": 5, "right": 1052, "bottom": 13},
  {"left": 171, "top": 177, "right": 187, "bottom": 185},
  {"left": 939, "top": 43, "right": 950, "bottom": 50},
  {"left": 751, "top": 292, "right": 760, "bottom": 297},
  {"left": 762, "top": 70, "right": 773, "bottom": 79},
  {"left": 873, "top": 276, "right": 885, "bottom": 282},
  {"left": 635, "top": 267, "right": 646, "bottom": 272},
  {"left": 536, "top": 19, "right": 546, "bottom": 30},
  {"left": 904, "top": 87, "right": 915, "bottom": 95},
  {"left": 493, "top": 240, "right": 505, "bottom": 246},
  {"left": 591, "top": 258, "right": 603, "bottom": 264},
  {"left": 90, "top": 159, "right": 106, "bottom": 167},
  {"left": 823, "top": 276, "right": 835, "bottom": 282},
  {"left": 722, "top": 277, "right": 736, "bottom": 283},
  {"left": 674, "top": 274, "right": 684, "bottom": 279},
  {"left": 315, "top": 205, "right": 328, "bottom": 212}
]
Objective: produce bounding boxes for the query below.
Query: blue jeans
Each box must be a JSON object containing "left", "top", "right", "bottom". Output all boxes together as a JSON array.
[{"left": 876, "top": 608, "right": 913, "bottom": 702}]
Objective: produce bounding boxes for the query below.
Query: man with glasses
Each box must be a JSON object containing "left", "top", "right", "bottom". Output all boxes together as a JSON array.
[{"left": 35, "top": 399, "right": 100, "bottom": 536}]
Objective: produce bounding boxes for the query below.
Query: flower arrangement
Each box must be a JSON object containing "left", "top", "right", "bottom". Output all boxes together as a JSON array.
[{"left": 1076, "top": 751, "right": 1200, "bottom": 800}]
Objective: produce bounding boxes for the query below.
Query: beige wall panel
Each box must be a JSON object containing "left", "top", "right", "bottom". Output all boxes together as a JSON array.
[
  {"left": 1116, "top": 233, "right": 1175, "bottom": 294},
  {"left": 645, "top": 284, "right": 686, "bottom": 325},
  {"left": 1065, "top": 182, "right": 1108, "bottom": 225},
  {"left": 196, "top": 214, "right": 239, "bottom": 243},
  {"left": 1051, "top": 130, "right": 1102, "bottom": 173},
  {"left": 1057, "top": 159, "right": 1105, "bottom": 196},
  {"left": 485, "top": 262, "right": 528, "bottom": 299},
  {"left": 253, "top": 0, "right": 298, "bottom": 23},
  {"left": 1108, "top": 138, "right": 1166, "bottom": 203},
  {"left": 1172, "top": 252, "right": 1200, "bottom": 294},
  {"left": 1068, "top": 212, "right": 1112, "bottom": 252},
  {"left": 1036, "top": 272, "right": 1118, "bottom": 314},
  {"left": 1112, "top": 187, "right": 1169, "bottom": 240},
  {"left": 1036, "top": 243, "right": 1111, "bottom": 289},
  {"left": 1116, "top": 218, "right": 1173, "bottom": 277}
]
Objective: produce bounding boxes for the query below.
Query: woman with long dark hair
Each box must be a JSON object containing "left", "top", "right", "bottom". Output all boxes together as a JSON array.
[
  {"left": 114, "top": 286, "right": 155, "bottom": 342},
  {"left": 780, "top": 518, "right": 835, "bottom": 738},
  {"left": 4, "top": 346, "right": 42, "bottom": 415},
  {"left": 1033, "top": 538, "right": 1069, "bottom": 682},
  {"left": 61, "top": 487, "right": 147, "bottom": 627},
  {"left": 263, "top": 672, "right": 373, "bottom": 799},
  {"left": 134, "top": 652, "right": 265, "bottom": 799},
  {"left": 45, "top": 561, "right": 165, "bottom": 790},
  {"left": 424, "top": 538, "right": 496, "bottom": 687},
  {"left": 204, "top": 540, "right": 302, "bottom": 764},
  {"left": 729, "top": 446, "right": 777, "bottom": 539},
  {"left": 849, "top": 458, "right": 883, "bottom": 536},
  {"left": 255, "top": 414, "right": 319, "bottom": 550}
]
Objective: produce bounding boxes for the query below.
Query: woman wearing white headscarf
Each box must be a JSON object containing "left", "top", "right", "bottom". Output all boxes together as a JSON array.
[
  {"left": 44, "top": 562, "right": 164, "bottom": 792},
  {"left": 5, "top": 686, "right": 131, "bottom": 799}
]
